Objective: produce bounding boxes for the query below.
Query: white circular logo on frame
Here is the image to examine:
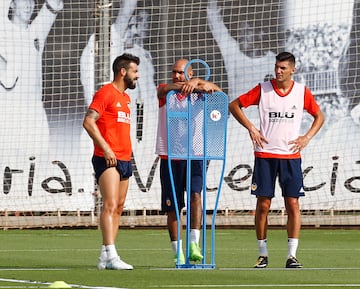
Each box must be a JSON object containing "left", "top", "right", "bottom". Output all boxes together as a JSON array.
[{"left": 210, "top": 110, "right": 221, "bottom": 121}]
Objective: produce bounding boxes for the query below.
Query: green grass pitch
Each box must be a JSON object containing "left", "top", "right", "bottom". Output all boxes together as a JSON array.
[{"left": 0, "top": 228, "right": 359, "bottom": 289}]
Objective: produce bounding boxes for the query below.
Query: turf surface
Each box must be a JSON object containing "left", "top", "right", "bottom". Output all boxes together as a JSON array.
[{"left": 0, "top": 228, "right": 359, "bottom": 288}]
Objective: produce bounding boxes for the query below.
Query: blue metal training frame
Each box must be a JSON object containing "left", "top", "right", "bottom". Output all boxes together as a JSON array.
[{"left": 166, "top": 59, "right": 228, "bottom": 269}]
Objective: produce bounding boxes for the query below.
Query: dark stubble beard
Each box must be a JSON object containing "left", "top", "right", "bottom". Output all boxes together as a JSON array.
[{"left": 124, "top": 74, "right": 137, "bottom": 89}]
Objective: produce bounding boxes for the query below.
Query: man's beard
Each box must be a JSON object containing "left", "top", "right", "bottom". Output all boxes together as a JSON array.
[{"left": 125, "top": 74, "right": 136, "bottom": 89}]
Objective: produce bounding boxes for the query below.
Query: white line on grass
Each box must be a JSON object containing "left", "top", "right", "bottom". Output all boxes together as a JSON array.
[
  {"left": 150, "top": 285, "right": 360, "bottom": 288},
  {"left": 220, "top": 267, "right": 360, "bottom": 271},
  {"left": 0, "top": 278, "right": 129, "bottom": 289},
  {"left": 0, "top": 248, "right": 163, "bottom": 252},
  {"left": 151, "top": 267, "right": 360, "bottom": 271},
  {"left": 0, "top": 268, "right": 68, "bottom": 271}
]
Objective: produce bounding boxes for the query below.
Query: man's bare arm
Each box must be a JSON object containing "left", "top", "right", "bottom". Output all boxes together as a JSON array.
[
  {"left": 158, "top": 78, "right": 222, "bottom": 99},
  {"left": 83, "top": 109, "right": 117, "bottom": 166},
  {"left": 229, "top": 98, "right": 268, "bottom": 148},
  {"left": 157, "top": 83, "right": 184, "bottom": 99}
]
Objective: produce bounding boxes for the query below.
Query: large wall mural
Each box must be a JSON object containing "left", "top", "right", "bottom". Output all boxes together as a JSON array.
[{"left": 0, "top": 0, "right": 358, "bottom": 212}]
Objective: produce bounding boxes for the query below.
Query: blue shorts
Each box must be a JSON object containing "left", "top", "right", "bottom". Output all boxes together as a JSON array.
[
  {"left": 92, "top": 155, "right": 132, "bottom": 182},
  {"left": 251, "top": 157, "right": 304, "bottom": 198},
  {"left": 160, "top": 158, "right": 203, "bottom": 212}
]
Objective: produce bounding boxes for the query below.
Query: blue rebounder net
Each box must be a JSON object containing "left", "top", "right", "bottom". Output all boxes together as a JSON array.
[{"left": 166, "top": 59, "right": 228, "bottom": 269}]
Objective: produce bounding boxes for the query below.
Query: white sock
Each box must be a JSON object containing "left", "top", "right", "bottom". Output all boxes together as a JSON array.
[
  {"left": 100, "top": 245, "right": 107, "bottom": 260},
  {"left": 190, "top": 229, "right": 200, "bottom": 244},
  {"left": 171, "top": 240, "right": 183, "bottom": 254},
  {"left": 287, "top": 238, "right": 299, "bottom": 259},
  {"left": 105, "top": 244, "right": 118, "bottom": 260},
  {"left": 257, "top": 239, "right": 268, "bottom": 257}
]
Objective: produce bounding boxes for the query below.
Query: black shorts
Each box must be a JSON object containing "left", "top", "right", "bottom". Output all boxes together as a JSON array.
[
  {"left": 251, "top": 157, "right": 304, "bottom": 198},
  {"left": 160, "top": 158, "right": 203, "bottom": 212},
  {"left": 92, "top": 155, "right": 132, "bottom": 182}
]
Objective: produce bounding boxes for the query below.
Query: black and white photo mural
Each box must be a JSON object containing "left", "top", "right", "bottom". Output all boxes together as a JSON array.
[{"left": 0, "top": 0, "right": 358, "bottom": 214}]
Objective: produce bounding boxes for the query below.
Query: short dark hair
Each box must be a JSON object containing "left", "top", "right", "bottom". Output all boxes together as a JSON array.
[
  {"left": 276, "top": 52, "right": 295, "bottom": 66},
  {"left": 112, "top": 53, "right": 140, "bottom": 77}
]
